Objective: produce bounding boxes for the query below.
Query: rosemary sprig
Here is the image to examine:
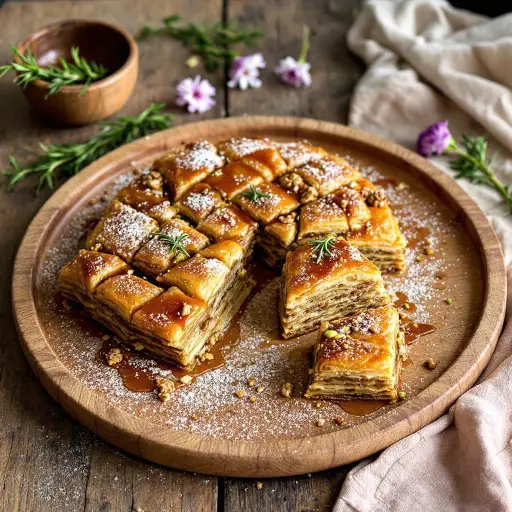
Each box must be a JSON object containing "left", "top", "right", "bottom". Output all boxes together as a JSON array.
[
  {"left": 0, "top": 46, "right": 108, "bottom": 97},
  {"left": 241, "top": 184, "right": 271, "bottom": 202},
  {"left": 137, "top": 14, "right": 262, "bottom": 72},
  {"left": 2, "top": 103, "right": 174, "bottom": 193},
  {"left": 309, "top": 235, "right": 335, "bottom": 264},
  {"left": 153, "top": 232, "right": 190, "bottom": 257},
  {"left": 447, "top": 134, "right": 512, "bottom": 214}
]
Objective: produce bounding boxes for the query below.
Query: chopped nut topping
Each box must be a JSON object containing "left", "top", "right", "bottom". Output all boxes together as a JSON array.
[
  {"left": 106, "top": 348, "right": 123, "bottom": 366},
  {"left": 403, "top": 303, "right": 410, "bottom": 310},
  {"left": 342, "top": 342, "right": 350, "bottom": 350},
  {"left": 279, "top": 172, "right": 305, "bottom": 193},
  {"left": 316, "top": 419, "right": 326, "bottom": 427},
  {"left": 335, "top": 417, "right": 345, "bottom": 425},
  {"left": 181, "top": 303, "right": 193, "bottom": 317},
  {"left": 424, "top": 247, "right": 434, "bottom": 256},
  {"left": 155, "top": 378, "right": 175, "bottom": 402},
  {"left": 315, "top": 401, "right": 322, "bottom": 409},
  {"left": 425, "top": 358, "right": 437, "bottom": 370},
  {"left": 277, "top": 212, "right": 296, "bottom": 224},
  {"left": 300, "top": 186, "right": 319, "bottom": 204},
  {"left": 256, "top": 386, "right": 264, "bottom": 393},
  {"left": 249, "top": 396, "right": 257, "bottom": 403},
  {"left": 281, "top": 382, "right": 293, "bottom": 398},
  {"left": 235, "top": 389, "right": 246, "bottom": 398},
  {"left": 247, "top": 377, "right": 257, "bottom": 387},
  {"left": 360, "top": 186, "right": 387, "bottom": 207},
  {"left": 180, "top": 375, "right": 193, "bottom": 385},
  {"left": 204, "top": 352, "right": 215, "bottom": 361}
]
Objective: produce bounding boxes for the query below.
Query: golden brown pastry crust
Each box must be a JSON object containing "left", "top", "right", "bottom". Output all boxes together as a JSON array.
[
  {"left": 205, "top": 161, "right": 264, "bottom": 200},
  {"left": 298, "top": 198, "right": 349, "bottom": 240},
  {"left": 175, "top": 183, "right": 224, "bottom": 224}
]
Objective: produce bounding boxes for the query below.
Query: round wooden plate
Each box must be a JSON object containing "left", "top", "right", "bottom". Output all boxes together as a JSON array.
[{"left": 12, "top": 117, "right": 506, "bottom": 477}]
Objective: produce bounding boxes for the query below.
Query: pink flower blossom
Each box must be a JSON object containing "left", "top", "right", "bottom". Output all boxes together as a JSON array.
[
  {"left": 176, "top": 75, "right": 216, "bottom": 113},
  {"left": 275, "top": 25, "right": 312, "bottom": 88},
  {"left": 416, "top": 121, "right": 455, "bottom": 157},
  {"left": 227, "top": 53, "right": 266, "bottom": 90},
  {"left": 275, "top": 57, "right": 311, "bottom": 88}
]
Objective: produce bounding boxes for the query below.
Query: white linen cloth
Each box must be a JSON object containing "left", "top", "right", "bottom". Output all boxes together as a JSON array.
[{"left": 334, "top": 1, "right": 512, "bottom": 510}]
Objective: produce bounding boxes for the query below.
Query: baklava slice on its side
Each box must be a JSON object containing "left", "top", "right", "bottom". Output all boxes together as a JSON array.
[
  {"left": 305, "top": 306, "right": 404, "bottom": 401},
  {"left": 280, "top": 237, "right": 390, "bottom": 338},
  {"left": 346, "top": 179, "right": 406, "bottom": 273},
  {"left": 258, "top": 213, "right": 298, "bottom": 268}
]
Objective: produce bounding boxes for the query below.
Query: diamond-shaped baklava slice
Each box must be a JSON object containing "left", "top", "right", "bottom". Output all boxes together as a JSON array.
[
  {"left": 158, "top": 255, "right": 230, "bottom": 302},
  {"left": 58, "top": 250, "right": 131, "bottom": 301},
  {"left": 240, "top": 147, "right": 287, "bottom": 180},
  {"left": 273, "top": 141, "right": 327, "bottom": 170},
  {"left": 297, "top": 197, "right": 349, "bottom": 240},
  {"left": 116, "top": 171, "right": 177, "bottom": 224},
  {"left": 295, "top": 155, "right": 361, "bottom": 196},
  {"left": 218, "top": 137, "right": 272, "bottom": 160},
  {"left": 280, "top": 237, "right": 390, "bottom": 338},
  {"left": 329, "top": 186, "right": 371, "bottom": 232},
  {"left": 85, "top": 200, "right": 158, "bottom": 263},
  {"left": 204, "top": 161, "right": 264, "bottom": 201},
  {"left": 153, "top": 141, "right": 224, "bottom": 200},
  {"left": 233, "top": 182, "right": 299, "bottom": 225},
  {"left": 197, "top": 205, "right": 257, "bottom": 251},
  {"left": 95, "top": 274, "right": 164, "bottom": 322},
  {"left": 305, "top": 306, "right": 404, "bottom": 401},
  {"left": 133, "top": 218, "right": 209, "bottom": 276},
  {"left": 175, "top": 183, "right": 224, "bottom": 224}
]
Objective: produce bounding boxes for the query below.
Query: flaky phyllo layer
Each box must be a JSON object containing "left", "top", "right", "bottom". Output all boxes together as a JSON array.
[{"left": 59, "top": 137, "right": 405, "bottom": 368}]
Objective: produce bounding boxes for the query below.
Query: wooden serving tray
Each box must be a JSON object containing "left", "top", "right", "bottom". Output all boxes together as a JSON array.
[{"left": 12, "top": 117, "right": 506, "bottom": 477}]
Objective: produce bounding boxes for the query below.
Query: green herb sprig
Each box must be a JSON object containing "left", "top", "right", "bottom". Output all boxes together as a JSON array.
[
  {"left": 447, "top": 134, "right": 512, "bottom": 214},
  {"left": 241, "top": 184, "right": 271, "bottom": 202},
  {"left": 2, "top": 103, "right": 174, "bottom": 193},
  {"left": 0, "top": 46, "right": 108, "bottom": 97},
  {"left": 309, "top": 235, "right": 335, "bottom": 264},
  {"left": 153, "top": 232, "right": 190, "bottom": 257},
  {"left": 137, "top": 14, "right": 262, "bottom": 72}
]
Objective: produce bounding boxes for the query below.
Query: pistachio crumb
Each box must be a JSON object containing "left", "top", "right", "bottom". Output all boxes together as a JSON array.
[
  {"left": 249, "top": 396, "right": 257, "bottom": 403},
  {"left": 256, "top": 386, "right": 264, "bottom": 393},
  {"left": 425, "top": 358, "right": 437, "bottom": 370},
  {"left": 398, "top": 391, "right": 407, "bottom": 401},
  {"left": 324, "top": 329, "right": 338, "bottom": 339},
  {"left": 180, "top": 375, "right": 193, "bottom": 385},
  {"left": 445, "top": 298, "right": 453, "bottom": 305},
  {"left": 281, "top": 382, "right": 293, "bottom": 398},
  {"left": 403, "top": 303, "right": 410, "bottom": 310}
]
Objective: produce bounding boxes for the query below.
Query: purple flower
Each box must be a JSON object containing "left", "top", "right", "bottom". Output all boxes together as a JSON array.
[
  {"left": 274, "top": 57, "right": 311, "bottom": 88},
  {"left": 275, "top": 25, "right": 312, "bottom": 88},
  {"left": 176, "top": 75, "right": 216, "bottom": 113},
  {"left": 227, "top": 53, "right": 266, "bottom": 90},
  {"left": 416, "top": 121, "right": 455, "bottom": 157}
]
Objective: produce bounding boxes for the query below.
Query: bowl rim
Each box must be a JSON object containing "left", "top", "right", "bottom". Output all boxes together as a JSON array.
[{"left": 15, "top": 18, "right": 138, "bottom": 94}]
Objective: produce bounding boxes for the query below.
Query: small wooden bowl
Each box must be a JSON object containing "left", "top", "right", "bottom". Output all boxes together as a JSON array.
[{"left": 16, "top": 19, "right": 138, "bottom": 126}]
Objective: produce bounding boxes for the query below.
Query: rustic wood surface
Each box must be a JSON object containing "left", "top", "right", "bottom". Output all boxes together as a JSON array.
[{"left": 0, "top": 0, "right": 447, "bottom": 510}]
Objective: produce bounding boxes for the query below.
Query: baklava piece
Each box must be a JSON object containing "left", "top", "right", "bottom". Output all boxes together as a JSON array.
[
  {"left": 280, "top": 237, "right": 390, "bottom": 338},
  {"left": 305, "top": 306, "right": 404, "bottom": 400},
  {"left": 85, "top": 200, "right": 159, "bottom": 263},
  {"left": 204, "top": 161, "right": 264, "bottom": 201},
  {"left": 273, "top": 141, "right": 328, "bottom": 170},
  {"left": 232, "top": 182, "right": 299, "bottom": 225},
  {"left": 297, "top": 197, "right": 349, "bottom": 240},
  {"left": 218, "top": 137, "right": 272, "bottom": 160},
  {"left": 346, "top": 179, "right": 406, "bottom": 273},
  {"left": 240, "top": 148, "right": 287, "bottom": 180},
  {"left": 58, "top": 250, "right": 130, "bottom": 303},
  {"left": 153, "top": 141, "right": 224, "bottom": 200},
  {"left": 174, "top": 183, "right": 224, "bottom": 224},
  {"left": 197, "top": 205, "right": 257, "bottom": 252},
  {"left": 258, "top": 213, "right": 298, "bottom": 268},
  {"left": 116, "top": 170, "right": 177, "bottom": 223},
  {"left": 133, "top": 219, "right": 209, "bottom": 276}
]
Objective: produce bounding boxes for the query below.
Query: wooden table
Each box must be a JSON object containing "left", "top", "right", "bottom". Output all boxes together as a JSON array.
[{"left": 0, "top": 1, "right": 364, "bottom": 510}]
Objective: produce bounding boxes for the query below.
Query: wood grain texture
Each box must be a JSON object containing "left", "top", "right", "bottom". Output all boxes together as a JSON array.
[
  {"left": 11, "top": 116, "right": 507, "bottom": 478},
  {"left": 0, "top": 0, "right": 223, "bottom": 511}
]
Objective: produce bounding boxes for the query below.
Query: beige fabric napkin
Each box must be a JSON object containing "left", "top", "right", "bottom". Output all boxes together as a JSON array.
[{"left": 335, "top": 1, "right": 512, "bottom": 510}]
